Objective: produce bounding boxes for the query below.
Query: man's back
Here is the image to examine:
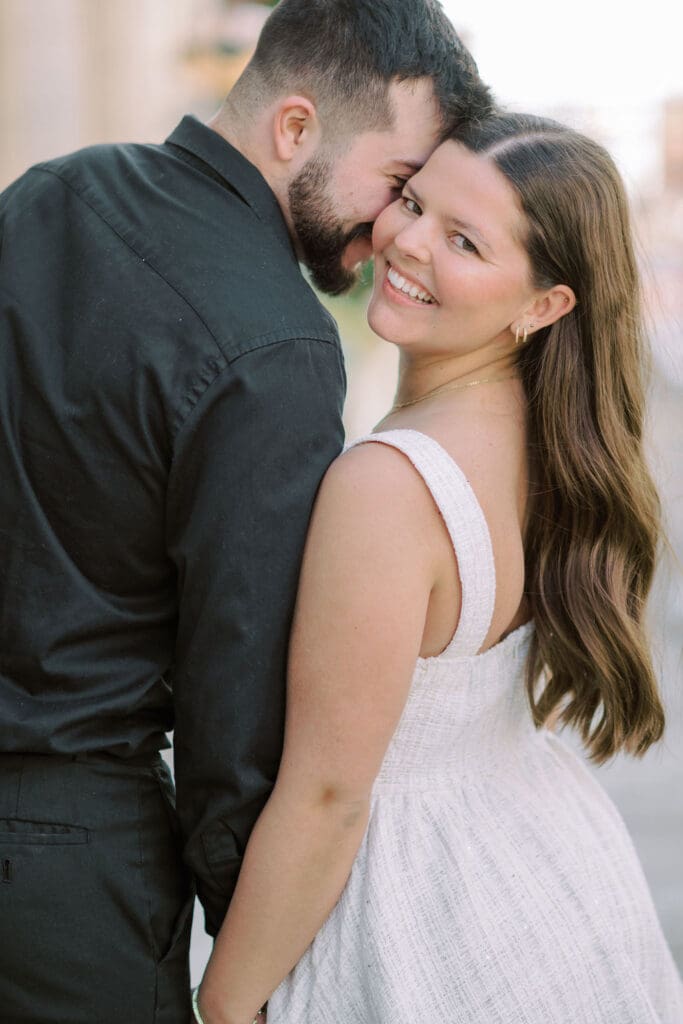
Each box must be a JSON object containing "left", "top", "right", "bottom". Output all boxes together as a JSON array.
[
  {"left": 0, "top": 116, "right": 344, "bottom": 757},
  {"left": 0, "top": 119, "right": 345, "bottom": 1015}
]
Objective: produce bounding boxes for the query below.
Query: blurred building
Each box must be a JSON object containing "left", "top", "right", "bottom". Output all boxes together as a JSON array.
[
  {"left": 0, "top": 0, "right": 272, "bottom": 190},
  {"left": 663, "top": 96, "right": 683, "bottom": 192},
  {"left": 181, "top": 0, "right": 270, "bottom": 102}
]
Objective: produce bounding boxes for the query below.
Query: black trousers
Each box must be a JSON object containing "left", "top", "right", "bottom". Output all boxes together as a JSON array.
[{"left": 0, "top": 752, "right": 193, "bottom": 1023}]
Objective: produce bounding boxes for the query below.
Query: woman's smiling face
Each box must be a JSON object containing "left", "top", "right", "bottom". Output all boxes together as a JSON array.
[{"left": 367, "top": 140, "right": 538, "bottom": 358}]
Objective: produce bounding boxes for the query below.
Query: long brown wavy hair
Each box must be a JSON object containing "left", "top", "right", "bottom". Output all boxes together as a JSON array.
[{"left": 455, "top": 112, "right": 663, "bottom": 762}]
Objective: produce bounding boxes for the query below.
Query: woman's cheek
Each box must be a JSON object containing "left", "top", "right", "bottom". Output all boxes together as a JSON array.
[{"left": 371, "top": 199, "right": 402, "bottom": 252}]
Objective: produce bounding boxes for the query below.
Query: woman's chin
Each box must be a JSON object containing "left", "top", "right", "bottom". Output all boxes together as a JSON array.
[
  {"left": 367, "top": 302, "right": 404, "bottom": 346},
  {"left": 366, "top": 297, "right": 385, "bottom": 338}
]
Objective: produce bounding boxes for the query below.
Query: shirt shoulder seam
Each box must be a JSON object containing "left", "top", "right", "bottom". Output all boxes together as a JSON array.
[
  {"left": 32, "top": 165, "right": 340, "bottom": 365},
  {"left": 166, "top": 333, "right": 344, "bottom": 506},
  {"left": 32, "top": 165, "right": 225, "bottom": 357},
  {"left": 173, "top": 331, "right": 342, "bottom": 433}
]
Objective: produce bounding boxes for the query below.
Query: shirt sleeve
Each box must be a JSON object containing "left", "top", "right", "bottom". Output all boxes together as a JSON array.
[{"left": 166, "top": 334, "right": 345, "bottom": 935}]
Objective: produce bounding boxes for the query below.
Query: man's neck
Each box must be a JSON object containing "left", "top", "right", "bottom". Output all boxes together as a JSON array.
[{"left": 207, "top": 110, "right": 298, "bottom": 252}]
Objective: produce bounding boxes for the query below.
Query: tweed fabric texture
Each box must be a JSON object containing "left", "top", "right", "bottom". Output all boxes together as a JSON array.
[{"left": 268, "top": 429, "right": 683, "bottom": 1022}]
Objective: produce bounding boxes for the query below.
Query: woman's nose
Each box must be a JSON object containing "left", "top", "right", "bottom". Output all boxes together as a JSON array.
[{"left": 394, "top": 220, "right": 432, "bottom": 264}]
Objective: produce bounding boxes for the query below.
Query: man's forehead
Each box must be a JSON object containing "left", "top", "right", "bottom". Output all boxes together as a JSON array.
[
  {"left": 385, "top": 78, "right": 442, "bottom": 150},
  {"left": 343, "top": 79, "right": 441, "bottom": 168},
  {"left": 388, "top": 77, "right": 441, "bottom": 123},
  {"left": 378, "top": 130, "right": 440, "bottom": 173}
]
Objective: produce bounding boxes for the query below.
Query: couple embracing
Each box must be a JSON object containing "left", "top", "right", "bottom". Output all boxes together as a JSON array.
[{"left": 0, "top": 1, "right": 681, "bottom": 1022}]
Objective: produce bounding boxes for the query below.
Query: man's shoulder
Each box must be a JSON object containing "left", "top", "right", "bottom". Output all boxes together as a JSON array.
[
  {"left": 1, "top": 136, "right": 343, "bottom": 378},
  {"left": 0, "top": 140, "right": 172, "bottom": 240},
  {"left": 34, "top": 139, "right": 164, "bottom": 185},
  {"left": 2, "top": 141, "right": 158, "bottom": 213}
]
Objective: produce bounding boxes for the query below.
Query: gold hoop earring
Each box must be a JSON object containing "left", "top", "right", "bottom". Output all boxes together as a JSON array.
[{"left": 515, "top": 323, "right": 534, "bottom": 345}]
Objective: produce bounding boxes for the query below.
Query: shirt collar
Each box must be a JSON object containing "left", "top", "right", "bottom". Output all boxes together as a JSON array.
[{"left": 165, "top": 115, "right": 296, "bottom": 257}]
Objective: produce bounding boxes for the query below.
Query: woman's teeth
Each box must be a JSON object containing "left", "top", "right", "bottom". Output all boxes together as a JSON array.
[{"left": 387, "top": 266, "right": 435, "bottom": 304}]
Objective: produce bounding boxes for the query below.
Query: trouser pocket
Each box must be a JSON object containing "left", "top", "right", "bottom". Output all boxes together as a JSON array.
[
  {"left": 0, "top": 818, "right": 89, "bottom": 844},
  {"left": 0, "top": 756, "right": 190, "bottom": 1023},
  {"left": 0, "top": 818, "right": 89, "bottom": 888}
]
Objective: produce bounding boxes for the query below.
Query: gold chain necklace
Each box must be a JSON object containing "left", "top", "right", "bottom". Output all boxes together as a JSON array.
[{"left": 390, "top": 373, "right": 519, "bottom": 411}]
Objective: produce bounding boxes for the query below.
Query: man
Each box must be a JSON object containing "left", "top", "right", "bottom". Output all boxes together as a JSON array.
[{"left": 0, "top": 1, "right": 490, "bottom": 1020}]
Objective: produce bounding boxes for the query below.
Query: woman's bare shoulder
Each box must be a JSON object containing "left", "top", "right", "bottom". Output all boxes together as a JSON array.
[
  {"left": 312, "top": 439, "right": 447, "bottom": 559},
  {"left": 324, "top": 438, "right": 432, "bottom": 506}
]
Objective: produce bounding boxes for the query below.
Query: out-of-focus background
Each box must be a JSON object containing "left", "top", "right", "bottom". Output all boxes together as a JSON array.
[{"left": 1, "top": 0, "right": 681, "bottom": 981}]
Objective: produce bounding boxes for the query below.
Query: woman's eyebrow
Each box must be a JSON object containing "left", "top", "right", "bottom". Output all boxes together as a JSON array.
[{"left": 446, "top": 217, "right": 491, "bottom": 251}]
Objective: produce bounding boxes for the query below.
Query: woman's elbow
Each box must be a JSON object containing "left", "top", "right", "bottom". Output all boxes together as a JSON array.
[{"left": 273, "top": 777, "right": 372, "bottom": 830}]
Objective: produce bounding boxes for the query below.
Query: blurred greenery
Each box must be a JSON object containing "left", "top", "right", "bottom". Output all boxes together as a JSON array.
[{"left": 307, "top": 259, "right": 377, "bottom": 358}]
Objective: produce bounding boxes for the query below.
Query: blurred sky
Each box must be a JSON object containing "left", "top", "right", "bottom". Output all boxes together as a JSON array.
[
  {"left": 442, "top": 0, "right": 683, "bottom": 189},
  {"left": 443, "top": 0, "right": 682, "bottom": 106}
]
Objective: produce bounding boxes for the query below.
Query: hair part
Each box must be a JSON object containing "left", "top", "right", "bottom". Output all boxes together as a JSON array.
[
  {"left": 232, "top": 0, "right": 492, "bottom": 139},
  {"left": 454, "top": 113, "right": 664, "bottom": 762}
]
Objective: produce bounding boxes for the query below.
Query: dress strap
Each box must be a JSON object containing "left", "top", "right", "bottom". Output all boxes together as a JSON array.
[{"left": 346, "top": 429, "right": 496, "bottom": 657}]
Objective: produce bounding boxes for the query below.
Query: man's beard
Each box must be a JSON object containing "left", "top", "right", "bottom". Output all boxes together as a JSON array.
[{"left": 288, "top": 154, "right": 372, "bottom": 297}]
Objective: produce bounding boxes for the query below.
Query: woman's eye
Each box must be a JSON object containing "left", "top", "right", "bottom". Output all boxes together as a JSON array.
[
  {"left": 401, "top": 196, "right": 422, "bottom": 215},
  {"left": 452, "top": 233, "right": 478, "bottom": 255}
]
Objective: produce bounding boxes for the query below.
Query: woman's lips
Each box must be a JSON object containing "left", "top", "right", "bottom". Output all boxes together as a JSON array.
[{"left": 383, "top": 262, "right": 437, "bottom": 306}]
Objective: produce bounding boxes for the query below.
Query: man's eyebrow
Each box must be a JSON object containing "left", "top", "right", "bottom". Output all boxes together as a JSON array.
[{"left": 391, "top": 161, "right": 423, "bottom": 174}]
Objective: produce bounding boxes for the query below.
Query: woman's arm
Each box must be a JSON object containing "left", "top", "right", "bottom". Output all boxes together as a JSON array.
[{"left": 197, "top": 443, "right": 451, "bottom": 1024}]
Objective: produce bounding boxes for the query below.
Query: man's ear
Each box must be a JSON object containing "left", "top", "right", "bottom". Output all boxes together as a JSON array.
[
  {"left": 272, "top": 95, "right": 320, "bottom": 164},
  {"left": 512, "top": 284, "right": 576, "bottom": 339}
]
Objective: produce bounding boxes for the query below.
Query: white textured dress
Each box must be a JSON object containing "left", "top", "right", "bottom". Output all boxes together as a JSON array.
[{"left": 268, "top": 429, "right": 683, "bottom": 1024}]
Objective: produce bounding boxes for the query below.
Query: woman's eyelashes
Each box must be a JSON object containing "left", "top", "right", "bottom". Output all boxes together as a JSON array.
[
  {"left": 399, "top": 194, "right": 479, "bottom": 256},
  {"left": 451, "top": 233, "right": 479, "bottom": 255},
  {"left": 400, "top": 195, "right": 422, "bottom": 216}
]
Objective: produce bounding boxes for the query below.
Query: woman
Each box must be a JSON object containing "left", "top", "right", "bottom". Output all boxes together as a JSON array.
[{"left": 194, "top": 113, "right": 683, "bottom": 1023}]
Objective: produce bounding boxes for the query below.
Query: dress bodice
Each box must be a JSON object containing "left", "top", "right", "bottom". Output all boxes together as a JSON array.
[{"left": 346, "top": 429, "right": 539, "bottom": 786}]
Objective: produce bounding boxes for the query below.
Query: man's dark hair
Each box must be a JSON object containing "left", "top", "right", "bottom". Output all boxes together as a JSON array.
[{"left": 239, "top": 0, "right": 492, "bottom": 137}]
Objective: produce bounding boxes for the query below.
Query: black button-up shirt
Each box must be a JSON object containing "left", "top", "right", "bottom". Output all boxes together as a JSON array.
[{"left": 0, "top": 116, "right": 346, "bottom": 931}]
